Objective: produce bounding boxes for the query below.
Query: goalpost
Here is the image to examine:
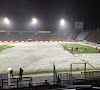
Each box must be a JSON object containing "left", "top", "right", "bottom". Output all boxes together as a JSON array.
[{"left": 70, "top": 63, "right": 86, "bottom": 79}]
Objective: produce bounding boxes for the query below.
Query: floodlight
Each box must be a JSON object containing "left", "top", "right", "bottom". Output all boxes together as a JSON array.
[
  {"left": 60, "top": 19, "right": 65, "bottom": 26},
  {"left": 4, "top": 18, "right": 10, "bottom": 24},
  {"left": 32, "top": 18, "right": 37, "bottom": 24}
]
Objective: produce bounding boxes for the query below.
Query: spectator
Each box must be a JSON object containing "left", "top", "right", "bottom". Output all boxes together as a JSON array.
[
  {"left": 43, "top": 80, "right": 50, "bottom": 85},
  {"left": 19, "top": 68, "right": 23, "bottom": 80}
]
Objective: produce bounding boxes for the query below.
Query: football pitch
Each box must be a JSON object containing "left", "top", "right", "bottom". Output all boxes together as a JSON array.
[
  {"left": 0, "top": 42, "right": 100, "bottom": 75},
  {"left": 59, "top": 43, "right": 99, "bottom": 54}
]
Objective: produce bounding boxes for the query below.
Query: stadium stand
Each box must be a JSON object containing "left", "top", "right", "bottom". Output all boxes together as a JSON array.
[
  {"left": 71, "top": 31, "right": 80, "bottom": 40},
  {"left": 75, "top": 31, "right": 89, "bottom": 41},
  {"left": 0, "top": 32, "right": 70, "bottom": 41},
  {"left": 84, "top": 31, "right": 100, "bottom": 43}
]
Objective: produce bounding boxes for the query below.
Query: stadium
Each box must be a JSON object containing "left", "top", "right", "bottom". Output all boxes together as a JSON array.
[
  {"left": 0, "top": 23, "right": 100, "bottom": 89},
  {"left": 0, "top": 0, "right": 100, "bottom": 90}
]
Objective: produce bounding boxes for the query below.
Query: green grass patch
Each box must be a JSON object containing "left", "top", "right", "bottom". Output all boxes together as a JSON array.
[
  {"left": 59, "top": 43, "right": 99, "bottom": 54},
  {"left": 0, "top": 44, "right": 14, "bottom": 52}
]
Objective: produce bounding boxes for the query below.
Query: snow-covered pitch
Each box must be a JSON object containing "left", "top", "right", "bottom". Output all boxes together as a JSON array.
[{"left": 0, "top": 42, "right": 100, "bottom": 73}]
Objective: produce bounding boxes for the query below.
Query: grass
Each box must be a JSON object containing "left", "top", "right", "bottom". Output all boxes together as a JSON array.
[
  {"left": 0, "top": 44, "right": 14, "bottom": 52},
  {"left": 59, "top": 43, "right": 99, "bottom": 54}
]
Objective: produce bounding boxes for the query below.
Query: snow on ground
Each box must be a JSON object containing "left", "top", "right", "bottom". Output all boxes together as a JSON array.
[
  {"left": 0, "top": 42, "right": 100, "bottom": 73},
  {"left": 74, "top": 53, "right": 100, "bottom": 68}
]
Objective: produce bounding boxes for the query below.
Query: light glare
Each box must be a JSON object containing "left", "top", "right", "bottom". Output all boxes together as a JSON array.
[{"left": 8, "top": 68, "right": 11, "bottom": 71}]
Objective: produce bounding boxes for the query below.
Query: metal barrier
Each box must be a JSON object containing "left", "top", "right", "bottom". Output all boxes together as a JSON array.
[
  {"left": 57, "top": 73, "right": 80, "bottom": 86},
  {"left": 1, "top": 77, "right": 32, "bottom": 89}
]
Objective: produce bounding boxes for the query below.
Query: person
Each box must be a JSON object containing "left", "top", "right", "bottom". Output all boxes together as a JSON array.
[
  {"left": 63, "top": 45, "right": 65, "bottom": 50},
  {"left": 71, "top": 47, "right": 73, "bottom": 52},
  {"left": 99, "top": 49, "right": 100, "bottom": 53},
  {"left": 10, "top": 70, "right": 13, "bottom": 78},
  {"left": 43, "top": 80, "right": 50, "bottom": 85},
  {"left": 96, "top": 47, "right": 98, "bottom": 50},
  {"left": 19, "top": 68, "right": 23, "bottom": 80},
  {"left": 76, "top": 47, "right": 78, "bottom": 51}
]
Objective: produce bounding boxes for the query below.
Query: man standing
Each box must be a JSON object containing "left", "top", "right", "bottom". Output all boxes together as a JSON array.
[
  {"left": 19, "top": 68, "right": 23, "bottom": 80},
  {"left": 10, "top": 70, "right": 13, "bottom": 78},
  {"left": 71, "top": 47, "right": 73, "bottom": 52}
]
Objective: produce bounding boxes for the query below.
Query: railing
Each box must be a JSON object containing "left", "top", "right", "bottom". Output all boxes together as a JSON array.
[
  {"left": 1, "top": 77, "right": 32, "bottom": 89},
  {"left": 57, "top": 73, "right": 80, "bottom": 86}
]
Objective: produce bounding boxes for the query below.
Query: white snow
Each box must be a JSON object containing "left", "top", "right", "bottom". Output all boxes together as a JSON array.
[{"left": 0, "top": 42, "right": 100, "bottom": 73}]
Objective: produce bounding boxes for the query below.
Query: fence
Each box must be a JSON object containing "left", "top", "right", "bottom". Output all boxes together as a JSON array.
[
  {"left": 1, "top": 77, "right": 32, "bottom": 89},
  {"left": 57, "top": 73, "right": 81, "bottom": 86}
]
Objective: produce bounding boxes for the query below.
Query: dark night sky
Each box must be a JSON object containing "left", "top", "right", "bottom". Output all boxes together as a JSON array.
[{"left": 0, "top": 0, "right": 100, "bottom": 30}]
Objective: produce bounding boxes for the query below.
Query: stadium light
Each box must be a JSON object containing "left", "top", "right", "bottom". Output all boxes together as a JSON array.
[
  {"left": 60, "top": 19, "right": 65, "bottom": 26},
  {"left": 4, "top": 18, "right": 10, "bottom": 24},
  {"left": 32, "top": 18, "right": 37, "bottom": 24}
]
